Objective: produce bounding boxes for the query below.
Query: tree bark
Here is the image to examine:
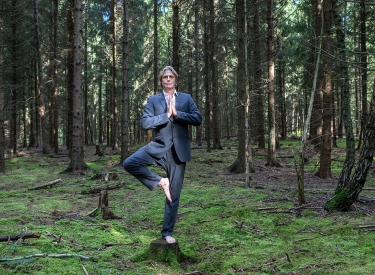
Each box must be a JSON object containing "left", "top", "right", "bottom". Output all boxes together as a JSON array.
[
  {"left": 66, "top": 0, "right": 87, "bottom": 172},
  {"left": 67, "top": 0, "right": 74, "bottom": 151},
  {"left": 33, "top": 0, "right": 49, "bottom": 154},
  {"left": 121, "top": 0, "right": 130, "bottom": 164},
  {"left": 316, "top": 0, "right": 333, "bottom": 178},
  {"left": 194, "top": 0, "right": 202, "bottom": 146},
  {"left": 0, "top": 8, "right": 4, "bottom": 173},
  {"left": 172, "top": 0, "right": 180, "bottom": 74},
  {"left": 203, "top": 0, "right": 211, "bottom": 152},
  {"left": 266, "top": 0, "right": 280, "bottom": 167},
  {"left": 110, "top": 0, "right": 118, "bottom": 150}
]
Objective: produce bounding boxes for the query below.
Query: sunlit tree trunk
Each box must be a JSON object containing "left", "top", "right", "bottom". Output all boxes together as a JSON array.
[
  {"left": 33, "top": 0, "right": 48, "bottom": 154},
  {"left": 66, "top": 0, "right": 87, "bottom": 172},
  {"left": 121, "top": 0, "right": 130, "bottom": 163},
  {"left": 266, "top": 0, "right": 280, "bottom": 167}
]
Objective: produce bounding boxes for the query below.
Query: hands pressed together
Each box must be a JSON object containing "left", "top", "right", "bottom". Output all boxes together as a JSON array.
[{"left": 167, "top": 96, "right": 177, "bottom": 118}]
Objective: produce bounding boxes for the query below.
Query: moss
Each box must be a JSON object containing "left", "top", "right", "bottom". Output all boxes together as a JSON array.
[{"left": 324, "top": 188, "right": 350, "bottom": 211}]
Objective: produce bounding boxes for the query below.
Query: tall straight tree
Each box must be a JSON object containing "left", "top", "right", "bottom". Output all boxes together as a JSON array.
[
  {"left": 203, "top": 0, "right": 211, "bottom": 152},
  {"left": 226, "top": 0, "right": 247, "bottom": 173},
  {"left": 0, "top": 5, "right": 4, "bottom": 173},
  {"left": 172, "top": 0, "right": 180, "bottom": 74},
  {"left": 66, "top": 0, "right": 87, "bottom": 171},
  {"left": 67, "top": 0, "right": 74, "bottom": 151},
  {"left": 110, "top": 0, "right": 118, "bottom": 150},
  {"left": 10, "top": 0, "right": 18, "bottom": 155},
  {"left": 357, "top": 0, "right": 367, "bottom": 150},
  {"left": 153, "top": 0, "right": 158, "bottom": 94},
  {"left": 194, "top": 0, "right": 202, "bottom": 146},
  {"left": 33, "top": 0, "right": 48, "bottom": 154},
  {"left": 333, "top": 0, "right": 355, "bottom": 192},
  {"left": 316, "top": 0, "right": 333, "bottom": 178},
  {"left": 266, "top": 0, "right": 280, "bottom": 167},
  {"left": 208, "top": 0, "right": 222, "bottom": 150},
  {"left": 121, "top": 0, "right": 130, "bottom": 163}
]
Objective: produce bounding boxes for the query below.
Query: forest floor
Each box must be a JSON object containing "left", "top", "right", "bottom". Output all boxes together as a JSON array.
[{"left": 1, "top": 138, "right": 375, "bottom": 275}]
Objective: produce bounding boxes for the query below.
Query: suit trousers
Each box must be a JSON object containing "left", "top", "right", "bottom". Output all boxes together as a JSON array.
[{"left": 123, "top": 145, "right": 186, "bottom": 237}]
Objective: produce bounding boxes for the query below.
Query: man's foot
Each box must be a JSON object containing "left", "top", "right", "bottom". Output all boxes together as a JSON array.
[
  {"left": 158, "top": 178, "right": 172, "bottom": 203},
  {"left": 164, "top": 236, "right": 177, "bottom": 244}
]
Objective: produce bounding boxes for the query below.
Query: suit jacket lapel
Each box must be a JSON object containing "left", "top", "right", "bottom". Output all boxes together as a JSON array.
[
  {"left": 158, "top": 93, "right": 167, "bottom": 112},
  {"left": 175, "top": 92, "right": 181, "bottom": 110}
]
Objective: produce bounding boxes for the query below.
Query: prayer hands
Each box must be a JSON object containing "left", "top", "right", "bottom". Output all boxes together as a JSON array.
[{"left": 167, "top": 97, "right": 177, "bottom": 118}]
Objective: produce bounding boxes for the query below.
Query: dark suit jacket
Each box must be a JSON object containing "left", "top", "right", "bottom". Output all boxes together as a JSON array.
[{"left": 140, "top": 91, "right": 202, "bottom": 162}]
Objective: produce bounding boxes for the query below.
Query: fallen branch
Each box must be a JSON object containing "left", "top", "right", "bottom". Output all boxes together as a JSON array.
[
  {"left": 28, "top": 179, "right": 62, "bottom": 190},
  {"left": 81, "top": 181, "right": 124, "bottom": 195},
  {"left": 0, "top": 253, "right": 90, "bottom": 262},
  {"left": 0, "top": 232, "right": 41, "bottom": 242},
  {"left": 81, "top": 263, "right": 89, "bottom": 275}
]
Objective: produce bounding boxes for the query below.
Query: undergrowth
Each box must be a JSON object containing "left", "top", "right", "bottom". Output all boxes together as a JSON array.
[{"left": 0, "top": 139, "right": 375, "bottom": 275}]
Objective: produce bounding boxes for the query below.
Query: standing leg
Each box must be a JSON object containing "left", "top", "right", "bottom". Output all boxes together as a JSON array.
[{"left": 161, "top": 146, "right": 186, "bottom": 242}]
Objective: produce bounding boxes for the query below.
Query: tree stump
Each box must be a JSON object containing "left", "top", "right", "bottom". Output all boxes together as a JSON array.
[
  {"left": 88, "top": 191, "right": 120, "bottom": 219},
  {"left": 94, "top": 145, "right": 103, "bottom": 156},
  {"left": 132, "top": 238, "right": 185, "bottom": 267}
]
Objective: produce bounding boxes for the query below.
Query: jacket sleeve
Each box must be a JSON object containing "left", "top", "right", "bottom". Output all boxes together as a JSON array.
[
  {"left": 175, "top": 94, "right": 202, "bottom": 126},
  {"left": 140, "top": 96, "right": 169, "bottom": 130}
]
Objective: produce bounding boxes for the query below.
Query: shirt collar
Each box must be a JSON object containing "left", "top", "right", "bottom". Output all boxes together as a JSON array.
[{"left": 163, "top": 90, "right": 178, "bottom": 97}]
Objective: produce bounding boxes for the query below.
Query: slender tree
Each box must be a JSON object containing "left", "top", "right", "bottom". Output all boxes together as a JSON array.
[
  {"left": 121, "top": 0, "right": 130, "bottom": 163},
  {"left": 194, "top": 0, "right": 202, "bottom": 146},
  {"left": 0, "top": 3, "right": 4, "bottom": 173},
  {"left": 203, "top": 0, "right": 211, "bottom": 152},
  {"left": 266, "top": 0, "right": 280, "bottom": 167},
  {"left": 34, "top": 0, "right": 49, "bottom": 154},
  {"left": 172, "top": 0, "right": 180, "bottom": 74},
  {"left": 110, "top": 0, "right": 118, "bottom": 150},
  {"left": 66, "top": 0, "right": 87, "bottom": 171}
]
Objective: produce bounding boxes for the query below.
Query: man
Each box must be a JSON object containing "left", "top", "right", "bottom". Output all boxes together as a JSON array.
[{"left": 123, "top": 66, "right": 202, "bottom": 244}]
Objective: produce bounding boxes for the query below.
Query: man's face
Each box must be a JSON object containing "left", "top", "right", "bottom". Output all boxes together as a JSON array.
[{"left": 162, "top": 69, "right": 176, "bottom": 90}]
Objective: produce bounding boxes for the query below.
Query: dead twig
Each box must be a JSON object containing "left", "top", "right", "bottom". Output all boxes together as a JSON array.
[
  {"left": 81, "top": 264, "right": 89, "bottom": 275},
  {"left": 0, "top": 253, "right": 90, "bottom": 262}
]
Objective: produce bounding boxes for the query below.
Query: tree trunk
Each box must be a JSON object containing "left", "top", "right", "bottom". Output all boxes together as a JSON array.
[
  {"left": 325, "top": 80, "right": 375, "bottom": 211},
  {"left": 316, "top": 0, "right": 333, "bottom": 178},
  {"left": 266, "top": 0, "right": 280, "bottom": 167},
  {"left": 153, "top": 0, "right": 158, "bottom": 94},
  {"left": 33, "top": 0, "right": 48, "bottom": 154},
  {"left": 84, "top": 21, "right": 89, "bottom": 145},
  {"left": 253, "top": 0, "right": 265, "bottom": 149},
  {"left": 67, "top": 0, "right": 74, "bottom": 151},
  {"left": 203, "top": 0, "right": 211, "bottom": 152},
  {"left": 172, "top": 0, "right": 180, "bottom": 74},
  {"left": 0, "top": 9, "right": 4, "bottom": 173},
  {"left": 51, "top": 0, "right": 59, "bottom": 153},
  {"left": 209, "top": 0, "right": 222, "bottom": 150},
  {"left": 66, "top": 0, "right": 87, "bottom": 172},
  {"left": 333, "top": 0, "right": 355, "bottom": 193},
  {"left": 226, "top": 0, "right": 247, "bottom": 174},
  {"left": 194, "top": 0, "right": 202, "bottom": 146},
  {"left": 10, "top": 0, "right": 18, "bottom": 155},
  {"left": 110, "top": 0, "right": 118, "bottom": 150},
  {"left": 357, "top": 0, "right": 367, "bottom": 150},
  {"left": 98, "top": 76, "right": 103, "bottom": 144},
  {"left": 121, "top": 0, "right": 130, "bottom": 164}
]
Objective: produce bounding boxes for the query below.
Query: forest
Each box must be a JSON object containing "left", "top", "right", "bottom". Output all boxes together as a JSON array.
[{"left": 1, "top": 0, "right": 375, "bottom": 274}]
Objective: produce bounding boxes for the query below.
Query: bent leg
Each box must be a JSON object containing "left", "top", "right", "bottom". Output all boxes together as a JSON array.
[{"left": 123, "top": 148, "right": 162, "bottom": 190}]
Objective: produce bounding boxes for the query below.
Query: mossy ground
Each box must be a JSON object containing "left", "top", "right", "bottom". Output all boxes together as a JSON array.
[{"left": 1, "top": 139, "right": 375, "bottom": 275}]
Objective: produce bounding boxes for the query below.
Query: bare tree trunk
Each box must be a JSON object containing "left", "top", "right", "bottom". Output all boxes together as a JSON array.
[
  {"left": 195, "top": 0, "right": 202, "bottom": 146},
  {"left": 333, "top": 0, "right": 355, "bottom": 193},
  {"left": 66, "top": 0, "right": 87, "bottom": 172},
  {"left": 208, "top": 0, "right": 222, "bottom": 150},
  {"left": 33, "top": 0, "right": 48, "bottom": 154},
  {"left": 51, "top": 0, "right": 59, "bottom": 153},
  {"left": 98, "top": 76, "right": 103, "bottom": 144},
  {"left": 357, "top": 0, "right": 367, "bottom": 150},
  {"left": 253, "top": 0, "right": 265, "bottom": 149},
  {"left": 67, "top": 0, "right": 74, "bottom": 152},
  {"left": 153, "top": 0, "right": 158, "bottom": 94},
  {"left": 10, "top": 0, "right": 18, "bottom": 155},
  {"left": 172, "top": 0, "right": 180, "bottom": 74},
  {"left": 0, "top": 6, "right": 4, "bottom": 173},
  {"left": 266, "top": 0, "right": 280, "bottom": 167},
  {"left": 110, "top": 0, "right": 118, "bottom": 150},
  {"left": 203, "top": 0, "right": 211, "bottom": 152},
  {"left": 316, "top": 0, "right": 333, "bottom": 178},
  {"left": 121, "top": 0, "right": 130, "bottom": 164},
  {"left": 226, "top": 0, "right": 247, "bottom": 174},
  {"left": 84, "top": 21, "right": 89, "bottom": 145}
]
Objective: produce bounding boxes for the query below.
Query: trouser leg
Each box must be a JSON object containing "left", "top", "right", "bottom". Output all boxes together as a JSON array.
[
  {"left": 123, "top": 148, "right": 162, "bottom": 190},
  {"left": 161, "top": 146, "right": 186, "bottom": 237}
]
